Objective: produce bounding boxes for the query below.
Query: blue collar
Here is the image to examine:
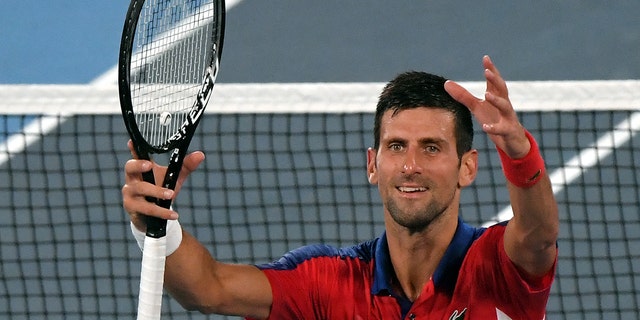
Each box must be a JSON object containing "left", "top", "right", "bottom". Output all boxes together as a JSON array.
[{"left": 371, "top": 218, "right": 485, "bottom": 297}]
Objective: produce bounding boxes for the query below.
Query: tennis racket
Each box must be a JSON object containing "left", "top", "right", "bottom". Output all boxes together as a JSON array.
[{"left": 118, "top": 0, "right": 225, "bottom": 319}]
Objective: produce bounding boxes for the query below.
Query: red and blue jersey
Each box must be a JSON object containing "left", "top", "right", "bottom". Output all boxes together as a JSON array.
[{"left": 254, "top": 218, "right": 556, "bottom": 320}]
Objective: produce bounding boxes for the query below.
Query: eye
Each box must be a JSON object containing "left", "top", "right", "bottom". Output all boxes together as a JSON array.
[
  {"left": 389, "top": 142, "right": 404, "bottom": 152},
  {"left": 425, "top": 145, "right": 440, "bottom": 153}
]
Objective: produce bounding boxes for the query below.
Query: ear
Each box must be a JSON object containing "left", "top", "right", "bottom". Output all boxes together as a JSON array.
[
  {"left": 458, "top": 149, "right": 478, "bottom": 188},
  {"left": 366, "top": 147, "right": 378, "bottom": 184}
]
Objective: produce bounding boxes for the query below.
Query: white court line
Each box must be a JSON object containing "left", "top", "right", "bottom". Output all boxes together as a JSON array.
[
  {"left": 0, "top": 115, "right": 65, "bottom": 164},
  {"left": 482, "top": 111, "right": 640, "bottom": 227},
  {"left": 0, "top": 0, "right": 245, "bottom": 165}
]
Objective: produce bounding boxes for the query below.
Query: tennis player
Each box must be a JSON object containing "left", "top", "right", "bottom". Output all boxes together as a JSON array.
[{"left": 122, "top": 55, "right": 558, "bottom": 319}]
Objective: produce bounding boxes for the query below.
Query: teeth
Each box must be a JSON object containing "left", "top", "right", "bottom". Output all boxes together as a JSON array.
[{"left": 398, "top": 187, "right": 426, "bottom": 192}]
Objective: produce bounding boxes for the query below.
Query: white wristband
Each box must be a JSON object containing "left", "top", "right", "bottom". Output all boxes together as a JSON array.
[{"left": 130, "top": 219, "right": 183, "bottom": 256}]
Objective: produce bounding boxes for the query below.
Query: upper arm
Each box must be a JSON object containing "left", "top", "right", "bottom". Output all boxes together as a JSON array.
[{"left": 209, "top": 263, "right": 273, "bottom": 319}]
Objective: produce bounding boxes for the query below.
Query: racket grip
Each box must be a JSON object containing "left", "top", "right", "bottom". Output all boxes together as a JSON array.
[
  {"left": 137, "top": 236, "right": 167, "bottom": 320},
  {"left": 146, "top": 216, "right": 168, "bottom": 238}
]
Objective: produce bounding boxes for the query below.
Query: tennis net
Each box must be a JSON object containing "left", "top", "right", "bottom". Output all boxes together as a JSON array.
[{"left": 1, "top": 81, "right": 639, "bottom": 319}]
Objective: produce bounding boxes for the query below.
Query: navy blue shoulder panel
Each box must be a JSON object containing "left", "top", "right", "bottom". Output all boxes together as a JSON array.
[
  {"left": 432, "top": 220, "right": 487, "bottom": 294},
  {"left": 256, "top": 239, "right": 378, "bottom": 271}
]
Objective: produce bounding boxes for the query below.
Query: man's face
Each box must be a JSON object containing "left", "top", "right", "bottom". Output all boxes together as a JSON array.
[{"left": 367, "top": 107, "right": 476, "bottom": 232}]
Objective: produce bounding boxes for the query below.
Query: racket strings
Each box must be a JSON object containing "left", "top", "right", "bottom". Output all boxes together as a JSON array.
[{"left": 130, "top": 0, "right": 217, "bottom": 148}]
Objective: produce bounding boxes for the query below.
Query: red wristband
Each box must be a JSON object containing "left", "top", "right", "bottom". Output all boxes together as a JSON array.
[{"left": 497, "top": 130, "right": 545, "bottom": 188}]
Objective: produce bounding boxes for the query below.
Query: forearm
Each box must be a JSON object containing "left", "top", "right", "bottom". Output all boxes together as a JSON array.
[
  {"left": 164, "top": 230, "right": 222, "bottom": 312},
  {"left": 163, "top": 230, "right": 273, "bottom": 318},
  {"left": 130, "top": 221, "right": 214, "bottom": 308},
  {"left": 507, "top": 174, "right": 559, "bottom": 251},
  {"left": 503, "top": 152, "right": 559, "bottom": 277}
]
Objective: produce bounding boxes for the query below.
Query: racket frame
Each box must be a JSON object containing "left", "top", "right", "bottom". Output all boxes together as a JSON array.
[
  {"left": 117, "top": 1, "right": 225, "bottom": 319},
  {"left": 118, "top": 0, "right": 224, "bottom": 236}
]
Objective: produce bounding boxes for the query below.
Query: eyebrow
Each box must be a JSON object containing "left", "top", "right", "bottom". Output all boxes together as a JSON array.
[
  {"left": 383, "top": 136, "right": 449, "bottom": 147},
  {"left": 418, "top": 137, "right": 447, "bottom": 145}
]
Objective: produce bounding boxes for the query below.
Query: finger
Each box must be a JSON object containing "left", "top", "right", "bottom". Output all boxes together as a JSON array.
[
  {"left": 122, "top": 173, "right": 175, "bottom": 200},
  {"left": 483, "top": 57, "right": 510, "bottom": 96},
  {"left": 483, "top": 91, "right": 522, "bottom": 133},
  {"left": 444, "top": 80, "right": 481, "bottom": 113},
  {"left": 484, "top": 91, "right": 515, "bottom": 115},
  {"left": 483, "top": 56, "right": 508, "bottom": 97},
  {"left": 183, "top": 151, "right": 206, "bottom": 175},
  {"left": 122, "top": 190, "right": 178, "bottom": 221},
  {"left": 122, "top": 179, "right": 177, "bottom": 218},
  {"left": 127, "top": 140, "right": 139, "bottom": 159},
  {"left": 483, "top": 55, "right": 501, "bottom": 78},
  {"left": 484, "top": 68, "right": 509, "bottom": 97},
  {"left": 173, "top": 151, "right": 206, "bottom": 194},
  {"left": 124, "top": 158, "right": 152, "bottom": 182}
]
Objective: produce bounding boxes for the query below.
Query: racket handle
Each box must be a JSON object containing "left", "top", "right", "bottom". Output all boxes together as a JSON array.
[
  {"left": 137, "top": 236, "right": 167, "bottom": 320},
  {"left": 138, "top": 151, "right": 161, "bottom": 208},
  {"left": 136, "top": 149, "right": 169, "bottom": 238},
  {"left": 146, "top": 216, "right": 168, "bottom": 238},
  {"left": 154, "top": 149, "right": 183, "bottom": 210}
]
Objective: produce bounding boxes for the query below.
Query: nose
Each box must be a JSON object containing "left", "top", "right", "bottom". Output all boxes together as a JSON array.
[
  {"left": 402, "top": 148, "right": 422, "bottom": 174},
  {"left": 403, "top": 162, "right": 419, "bottom": 173}
]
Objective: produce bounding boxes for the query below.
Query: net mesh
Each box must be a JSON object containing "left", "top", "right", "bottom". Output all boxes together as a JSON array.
[{"left": 1, "top": 82, "right": 639, "bottom": 319}]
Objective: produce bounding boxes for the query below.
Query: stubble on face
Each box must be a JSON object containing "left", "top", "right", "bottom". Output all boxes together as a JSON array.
[{"left": 384, "top": 176, "right": 457, "bottom": 233}]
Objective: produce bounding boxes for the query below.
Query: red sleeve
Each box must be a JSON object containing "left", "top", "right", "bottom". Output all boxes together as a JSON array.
[
  {"left": 254, "top": 255, "right": 346, "bottom": 320},
  {"left": 247, "top": 242, "right": 376, "bottom": 320},
  {"left": 259, "top": 265, "right": 317, "bottom": 319},
  {"left": 466, "top": 224, "right": 557, "bottom": 319}
]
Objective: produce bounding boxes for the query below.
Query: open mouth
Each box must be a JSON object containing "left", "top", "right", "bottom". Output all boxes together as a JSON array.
[{"left": 397, "top": 186, "right": 427, "bottom": 193}]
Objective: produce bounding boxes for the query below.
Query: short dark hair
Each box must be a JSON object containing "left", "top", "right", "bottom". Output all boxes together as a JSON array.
[{"left": 374, "top": 71, "right": 474, "bottom": 158}]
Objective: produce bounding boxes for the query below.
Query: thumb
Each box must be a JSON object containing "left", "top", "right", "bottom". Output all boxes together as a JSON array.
[
  {"left": 183, "top": 151, "right": 206, "bottom": 174},
  {"left": 173, "top": 151, "right": 205, "bottom": 194}
]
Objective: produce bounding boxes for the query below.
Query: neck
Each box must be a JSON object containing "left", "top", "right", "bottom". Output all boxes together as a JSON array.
[{"left": 385, "top": 212, "right": 458, "bottom": 301}]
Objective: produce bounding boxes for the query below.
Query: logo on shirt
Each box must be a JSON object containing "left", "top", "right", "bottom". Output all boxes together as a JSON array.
[{"left": 449, "top": 308, "right": 467, "bottom": 320}]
